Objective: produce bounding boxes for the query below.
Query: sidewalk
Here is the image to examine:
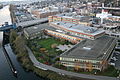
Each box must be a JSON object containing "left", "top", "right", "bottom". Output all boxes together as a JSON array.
[{"left": 26, "top": 45, "right": 117, "bottom": 80}]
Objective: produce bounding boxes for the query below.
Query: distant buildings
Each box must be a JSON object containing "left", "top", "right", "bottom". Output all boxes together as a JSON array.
[
  {"left": 96, "top": 10, "right": 120, "bottom": 38},
  {"left": 96, "top": 10, "right": 120, "bottom": 23},
  {"left": 31, "top": 6, "right": 59, "bottom": 18},
  {"left": 48, "top": 13, "right": 91, "bottom": 26}
]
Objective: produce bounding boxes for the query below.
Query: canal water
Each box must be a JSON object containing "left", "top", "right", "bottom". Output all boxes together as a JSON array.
[{"left": 0, "top": 6, "right": 44, "bottom": 80}]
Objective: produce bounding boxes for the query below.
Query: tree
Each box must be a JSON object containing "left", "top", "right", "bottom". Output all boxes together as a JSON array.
[
  {"left": 51, "top": 43, "right": 57, "bottom": 48},
  {"left": 40, "top": 48, "right": 46, "bottom": 53},
  {"left": 74, "top": 61, "right": 80, "bottom": 71},
  {"left": 9, "top": 29, "right": 18, "bottom": 44},
  {"left": 13, "top": 36, "right": 27, "bottom": 54}
]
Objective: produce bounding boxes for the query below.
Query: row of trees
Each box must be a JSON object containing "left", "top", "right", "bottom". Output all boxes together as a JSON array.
[{"left": 9, "top": 29, "right": 33, "bottom": 70}]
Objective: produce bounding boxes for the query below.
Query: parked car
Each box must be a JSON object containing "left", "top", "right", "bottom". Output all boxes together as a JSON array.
[
  {"left": 109, "top": 62, "right": 115, "bottom": 66},
  {"left": 111, "top": 57, "right": 118, "bottom": 61}
]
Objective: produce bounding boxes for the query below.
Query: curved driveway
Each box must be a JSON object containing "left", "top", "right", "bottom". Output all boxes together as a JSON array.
[{"left": 26, "top": 46, "right": 117, "bottom": 80}]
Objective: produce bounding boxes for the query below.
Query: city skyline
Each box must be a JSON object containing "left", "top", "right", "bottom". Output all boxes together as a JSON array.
[{"left": 0, "top": 0, "right": 23, "bottom": 2}]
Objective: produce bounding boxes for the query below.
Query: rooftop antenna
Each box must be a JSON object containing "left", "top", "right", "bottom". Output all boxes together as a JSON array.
[
  {"left": 101, "top": 3, "right": 105, "bottom": 24},
  {"left": 117, "top": 0, "right": 119, "bottom": 6},
  {"left": 101, "top": 3, "right": 105, "bottom": 14}
]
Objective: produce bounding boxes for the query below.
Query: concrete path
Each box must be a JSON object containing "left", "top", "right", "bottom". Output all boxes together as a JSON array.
[{"left": 26, "top": 45, "right": 117, "bottom": 80}]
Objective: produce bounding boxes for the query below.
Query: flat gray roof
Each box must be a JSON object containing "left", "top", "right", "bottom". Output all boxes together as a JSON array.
[
  {"left": 24, "top": 23, "right": 55, "bottom": 35},
  {"left": 17, "top": 18, "right": 48, "bottom": 28},
  {"left": 60, "top": 36, "right": 116, "bottom": 61},
  {"left": 51, "top": 21, "right": 105, "bottom": 36}
]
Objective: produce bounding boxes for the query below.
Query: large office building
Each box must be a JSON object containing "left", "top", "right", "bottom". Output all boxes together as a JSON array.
[
  {"left": 49, "top": 21, "right": 105, "bottom": 40},
  {"left": 44, "top": 29, "right": 83, "bottom": 44},
  {"left": 48, "top": 13, "right": 91, "bottom": 26},
  {"left": 60, "top": 36, "right": 116, "bottom": 71}
]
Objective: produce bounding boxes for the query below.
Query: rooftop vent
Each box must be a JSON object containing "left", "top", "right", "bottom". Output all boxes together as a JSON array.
[
  {"left": 84, "top": 28, "right": 97, "bottom": 33},
  {"left": 83, "top": 47, "right": 91, "bottom": 50},
  {"left": 57, "top": 23, "right": 60, "bottom": 25},
  {"left": 33, "top": 27, "right": 38, "bottom": 29},
  {"left": 69, "top": 26, "right": 72, "bottom": 28},
  {"left": 63, "top": 14, "right": 65, "bottom": 16}
]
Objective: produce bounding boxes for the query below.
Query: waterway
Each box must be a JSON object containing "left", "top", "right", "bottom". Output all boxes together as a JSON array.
[{"left": 0, "top": 5, "right": 44, "bottom": 80}]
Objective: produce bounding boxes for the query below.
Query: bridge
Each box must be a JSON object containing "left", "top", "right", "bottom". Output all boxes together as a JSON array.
[
  {"left": 0, "top": 18, "right": 48, "bottom": 31},
  {"left": 0, "top": 22, "right": 16, "bottom": 32},
  {"left": 16, "top": 18, "right": 48, "bottom": 28},
  {"left": 97, "top": 7, "right": 120, "bottom": 10}
]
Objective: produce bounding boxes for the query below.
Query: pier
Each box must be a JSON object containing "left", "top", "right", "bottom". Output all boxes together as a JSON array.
[{"left": 2, "top": 44, "right": 17, "bottom": 76}]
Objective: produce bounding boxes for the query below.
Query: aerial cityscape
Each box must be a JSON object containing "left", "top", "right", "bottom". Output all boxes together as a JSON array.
[{"left": 0, "top": 0, "right": 120, "bottom": 80}]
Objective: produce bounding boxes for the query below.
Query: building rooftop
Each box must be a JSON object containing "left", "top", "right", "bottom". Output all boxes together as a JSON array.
[
  {"left": 34, "top": 6, "right": 59, "bottom": 14},
  {"left": 24, "top": 23, "right": 55, "bottom": 35},
  {"left": 51, "top": 21, "right": 105, "bottom": 36},
  {"left": 60, "top": 35, "right": 116, "bottom": 61},
  {"left": 54, "top": 13, "right": 91, "bottom": 22}
]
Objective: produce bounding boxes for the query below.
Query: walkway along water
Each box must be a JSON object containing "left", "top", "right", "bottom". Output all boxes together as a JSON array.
[
  {"left": 2, "top": 44, "right": 17, "bottom": 76},
  {"left": 25, "top": 45, "right": 117, "bottom": 80}
]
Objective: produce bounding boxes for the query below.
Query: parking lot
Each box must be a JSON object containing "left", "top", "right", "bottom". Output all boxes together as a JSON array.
[{"left": 110, "top": 41, "right": 120, "bottom": 70}]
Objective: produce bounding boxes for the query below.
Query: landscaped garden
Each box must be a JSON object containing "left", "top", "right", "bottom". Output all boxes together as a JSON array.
[{"left": 27, "top": 37, "right": 73, "bottom": 65}]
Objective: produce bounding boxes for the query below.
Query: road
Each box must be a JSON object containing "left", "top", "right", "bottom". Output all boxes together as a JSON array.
[{"left": 25, "top": 45, "right": 117, "bottom": 80}]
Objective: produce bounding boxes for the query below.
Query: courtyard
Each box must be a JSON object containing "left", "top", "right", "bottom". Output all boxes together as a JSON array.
[{"left": 27, "top": 37, "right": 74, "bottom": 65}]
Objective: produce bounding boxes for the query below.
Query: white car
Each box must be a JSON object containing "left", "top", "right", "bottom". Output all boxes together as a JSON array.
[
  {"left": 110, "top": 63, "right": 115, "bottom": 66},
  {"left": 111, "top": 57, "right": 118, "bottom": 61}
]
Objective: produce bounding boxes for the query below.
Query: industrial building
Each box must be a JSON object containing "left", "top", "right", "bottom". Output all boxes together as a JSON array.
[
  {"left": 23, "top": 23, "right": 55, "bottom": 39},
  {"left": 48, "top": 13, "right": 91, "bottom": 26},
  {"left": 60, "top": 36, "right": 116, "bottom": 71},
  {"left": 49, "top": 21, "right": 105, "bottom": 40}
]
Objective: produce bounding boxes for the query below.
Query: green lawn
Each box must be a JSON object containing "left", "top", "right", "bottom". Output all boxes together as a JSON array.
[
  {"left": 37, "top": 38, "right": 65, "bottom": 50},
  {"left": 37, "top": 38, "right": 66, "bottom": 56},
  {"left": 28, "top": 37, "right": 71, "bottom": 64}
]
